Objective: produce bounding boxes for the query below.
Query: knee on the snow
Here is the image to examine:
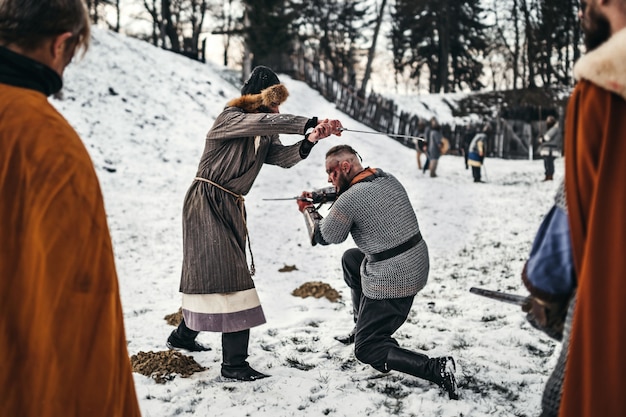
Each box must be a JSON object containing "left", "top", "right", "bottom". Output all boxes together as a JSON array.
[{"left": 354, "top": 345, "right": 387, "bottom": 373}]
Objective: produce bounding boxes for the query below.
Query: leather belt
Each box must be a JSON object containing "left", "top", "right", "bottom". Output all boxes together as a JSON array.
[{"left": 368, "top": 232, "right": 422, "bottom": 262}]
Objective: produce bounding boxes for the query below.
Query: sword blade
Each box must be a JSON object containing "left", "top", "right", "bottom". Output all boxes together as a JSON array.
[
  {"left": 339, "top": 127, "right": 422, "bottom": 140},
  {"left": 469, "top": 287, "right": 530, "bottom": 306},
  {"left": 262, "top": 197, "right": 310, "bottom": 201}
]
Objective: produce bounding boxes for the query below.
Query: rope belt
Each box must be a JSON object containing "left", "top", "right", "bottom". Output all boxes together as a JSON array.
[
  {"left": 194, "top": 177, "right": 255, "bottom": 276},
  {"left": 368, "top": 232, "right": 422, "bottom": 263}
]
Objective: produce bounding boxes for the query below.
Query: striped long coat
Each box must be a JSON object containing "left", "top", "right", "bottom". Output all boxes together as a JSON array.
[{"left": 180, "top": 106, "right": 311, "bottom": 296}]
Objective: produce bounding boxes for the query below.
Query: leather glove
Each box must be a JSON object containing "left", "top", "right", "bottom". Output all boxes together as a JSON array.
[
  {"left": 522, "top": 296, "right": 567, "bottom": 341},
  {"left": 297, "top": 192, "right": 313, "bottom": 213}
]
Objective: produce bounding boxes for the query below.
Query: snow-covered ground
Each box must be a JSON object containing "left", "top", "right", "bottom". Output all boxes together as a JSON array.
[{"left": 52, "top": 28, "right": 563, "bottom": 417}]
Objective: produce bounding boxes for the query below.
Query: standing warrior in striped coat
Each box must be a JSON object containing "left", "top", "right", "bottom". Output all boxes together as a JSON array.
[
  {"left": 167, "top": 66, "right": 343, "bottom": 381},
  {"left": 297, "top": 145, "right": 458, "bottom": 400}
]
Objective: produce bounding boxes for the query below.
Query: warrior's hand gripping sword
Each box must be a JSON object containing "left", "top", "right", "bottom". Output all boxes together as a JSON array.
[{"left": 263, "top": 186, "right": 337, "bottom": 205}]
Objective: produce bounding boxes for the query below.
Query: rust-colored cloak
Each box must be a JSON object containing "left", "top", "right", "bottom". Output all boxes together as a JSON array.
[
  {"left": 561, "top": 28, "right": 626, "bottom": 417},
  {"left": 0, "top": 84, "right": 141, "bottom": 416}
]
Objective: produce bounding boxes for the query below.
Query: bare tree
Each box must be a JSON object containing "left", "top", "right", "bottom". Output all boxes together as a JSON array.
[
  {"left": 360, "top": 0, "right": 386, "bottom": 96},
  {"left": 160, "top": 0, "right": 181, "bottom": 51},
  {"left": 86, "top": 0, "right": 121, "bottom": 32},
  {"left": 486, "top": 0, "right": 522, "bottom": 90},
  {"left": 141, "top": 0, "right": 210, "bottom": 57},
  {"left": 520, "top": 0, "right": 537, "bottom": 87},
  {"left": 186, "top": 0, "right": 208, "bottom": 57},
  {"left": 144, "top": 0, "right": 161, "bottom": 46}
]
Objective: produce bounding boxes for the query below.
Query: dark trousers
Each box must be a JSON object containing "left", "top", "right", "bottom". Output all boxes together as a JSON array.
[
  {"left": 543, "top": 156, "right": 555, "bottom": 176},
  {"left": 472, "top": 166, "right": 481, "bottom": 182},
  {"left": 342, "top": 248, "right": 414, "bottom": 372}
]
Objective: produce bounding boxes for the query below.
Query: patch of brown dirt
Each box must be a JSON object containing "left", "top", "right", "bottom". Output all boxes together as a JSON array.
[
  {"left": 292, "top": 281, "right": 341, "bottom": 302},
  {"left": 164, "top": 308, "right": 183, "bottom": 326},
  {"left": 130, "top": 350, "right": 207, "bottom": 384},
  {"left": 278, "top": 264, "right": 298, "bottom": 272}
]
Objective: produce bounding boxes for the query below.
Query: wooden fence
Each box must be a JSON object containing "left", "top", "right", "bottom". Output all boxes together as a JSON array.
[{"left": 293, "top": 58, "right": 562, "bottom": 159}]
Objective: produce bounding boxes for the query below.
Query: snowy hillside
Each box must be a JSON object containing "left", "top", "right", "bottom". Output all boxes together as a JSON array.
[{"left": 51, "top": 28, "right": 563, "bottom": 417}]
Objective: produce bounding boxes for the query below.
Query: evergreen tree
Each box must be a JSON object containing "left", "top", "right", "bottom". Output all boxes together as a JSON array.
[
  {"left": 448, "top": 0, "right": 488, "bottom": 91},
  {"left": 389, "top": 0, "right": 425, "bottom": 88},
  {"left": 535, "top": 0, "right": 581, "bottom": 86},
  {"left": 390, "top": 0, "right": 488, "bottom": 93},
  {"left": 242, "top": 0, "right": 298, "bottom": 72},
  {"left": 295, "top": 0, "right": 369, "bottom": 84}
]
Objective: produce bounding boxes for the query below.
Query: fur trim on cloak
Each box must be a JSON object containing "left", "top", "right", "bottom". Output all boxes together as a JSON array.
[
  {"left": 227, "top": 84, "right": 289, "bottom": 113},
  {"left": 574, "top": 27, "right": 626, "bottom": 101}
]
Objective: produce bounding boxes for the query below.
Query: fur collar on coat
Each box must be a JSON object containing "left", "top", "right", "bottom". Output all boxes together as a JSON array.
[
  {"left": 574, "top": 27, "right": 626, "bottom": 100},
  {"left": 226, "top": 83, "right": 289, "bottom": 113}
]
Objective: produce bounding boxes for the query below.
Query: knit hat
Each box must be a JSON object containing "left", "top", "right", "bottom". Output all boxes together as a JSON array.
[{"left": 241, "top": 66, "right": 280, "bottom": 95}]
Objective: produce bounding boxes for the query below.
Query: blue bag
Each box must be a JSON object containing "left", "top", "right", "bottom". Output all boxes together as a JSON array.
[{"left": 522, "top": 185, "right": 576, "bottom": 302}]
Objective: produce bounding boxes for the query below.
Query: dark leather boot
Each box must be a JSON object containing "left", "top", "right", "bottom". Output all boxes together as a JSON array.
[
  {"left": 334, "top": 326, "right": 356, "bottom": 345},
  {"left": 221, "top": 329, "right": 269, "bottom": 381},
  {"left": 334, "top": 287, "right": 360, "bottom": 345},
  {"left": 386, "top": 347, "right": 458, "bottom": 400},
  {"left": 350, "top": 288, "right": 361, "bottom": 323},
  {"left": 429, "top": 160, "right": 439, "bottom": 177},
  {"left": 166, "top": 320, "right": 211, "bottom": 352}
]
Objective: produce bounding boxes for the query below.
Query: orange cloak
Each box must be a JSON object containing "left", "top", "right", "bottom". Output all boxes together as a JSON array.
[
  {"left": 0, "top": 84, "right": 141, "bottom": 416},
  {"left": 561, "top": 74, "right": 626, "bottom": 416}
]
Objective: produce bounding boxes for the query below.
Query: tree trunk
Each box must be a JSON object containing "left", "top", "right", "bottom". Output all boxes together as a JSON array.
[
  {"left": 161, "top": 0, "right": 181, "bottom": 51},
  {"left": 143, "top": 0, "right": 160, "bottom": 46},
  {"left": 521, "top": 0, "right": 536, "bottom": 88},
  {"left": 360, "top": 0, "right": 387, "bottom": 96},
  {"left": 512, "top": 0, "right": 520, "bottom": 90},
  {"left": 113, "top": 0, "right": 121, "bottom": 33},
  {"left": 438, "top": 2, "right": 450, "bottom": 93},
  {"left": 223, "top": 0, "right": 233, "bottom": 66},
  {"left": 93, "top": 0, "right": 99, "bottom": 24},
  {"left": 241, "top": 5, "right": 252, "bottom": 83},
  {"left": 190, "top": 0, "right": 207, "bottom": 56}
]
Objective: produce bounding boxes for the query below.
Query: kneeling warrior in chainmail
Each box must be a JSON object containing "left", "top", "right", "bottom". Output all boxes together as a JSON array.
[{"left": 296, "top": 144, "right": 459, "bottom": 400}]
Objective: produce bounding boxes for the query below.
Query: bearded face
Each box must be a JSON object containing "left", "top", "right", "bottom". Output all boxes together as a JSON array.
[
  {"left": 335, "top": 171, "right": 351, "bottom": 194},
  {"left": 580, "top": 0, "right": 611, "bottom": 51},
  {"left": 325, "top": 160, "right": 351, "bottom": 194}
]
